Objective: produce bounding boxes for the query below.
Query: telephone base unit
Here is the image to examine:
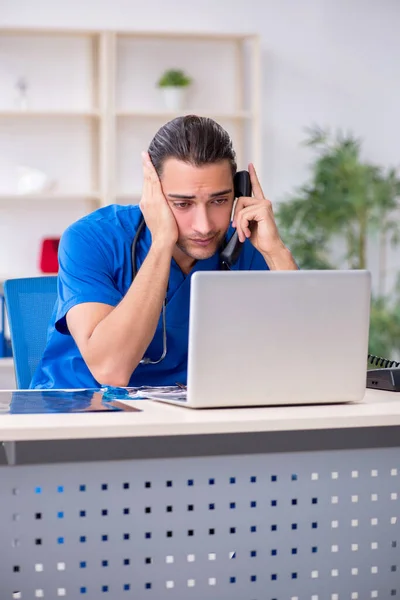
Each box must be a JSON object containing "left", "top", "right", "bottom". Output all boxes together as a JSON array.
[{"left": 367, "top": 367, "right": 400, "bottom": 392}]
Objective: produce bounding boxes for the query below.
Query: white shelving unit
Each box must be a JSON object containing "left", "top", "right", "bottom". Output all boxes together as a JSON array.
[
  {"left": 112, "top": 30, "right": 261, "bottom": 203},
  {"left": 0, "top": 26, "right": 261, "bottom": 278}
]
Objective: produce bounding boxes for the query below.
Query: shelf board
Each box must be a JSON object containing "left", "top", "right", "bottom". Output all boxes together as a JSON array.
[
  {"left": 0, "top": 27, "right": 100, "bottom": 37},
  {"left": 0, "top": 110, "right": 101, "bottom": 118},
  {"left": 116, "top": 110, "right": 252, "bottom": 120},
  {"left": 0, "top": 27, "right": 257, "bottom": 43},
  {"left": 0, "top": 193, "right": 102, "bottom": 201},
  {"left": 0, "top": 358, "right": 14, "bottom": 369},
  {"left": 116, "top": 193, "right": 141, "bottom": 201},
  {"left": 116, "top": 30, "right": 256, "bottom": 42}
]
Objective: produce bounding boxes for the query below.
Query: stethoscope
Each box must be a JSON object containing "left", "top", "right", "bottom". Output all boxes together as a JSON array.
[
  {"left": 131, "top": 215, "right": 167, "bottom": 365},
  {"left": 131, "top": 212, "right": 240, "bottom": 365}
]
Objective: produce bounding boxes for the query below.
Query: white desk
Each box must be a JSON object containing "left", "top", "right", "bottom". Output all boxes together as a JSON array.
[
  {"left": 0, "top": 388, "right": 399, "bottom": 442},
  {"left": 1, "top": 388, "right": 400, "bottom": 600}
]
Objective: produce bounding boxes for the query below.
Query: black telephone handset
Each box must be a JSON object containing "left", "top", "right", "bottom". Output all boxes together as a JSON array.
[{"left": 220, "top": 170, "right": 252, "bottom": 270}]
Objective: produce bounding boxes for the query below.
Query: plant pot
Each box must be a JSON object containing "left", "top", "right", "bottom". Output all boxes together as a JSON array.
[{"left": 161, "top": 86, "right": 187, "bottom": 112}]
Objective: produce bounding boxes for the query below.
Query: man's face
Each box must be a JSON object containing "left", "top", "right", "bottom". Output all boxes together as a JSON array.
[{"left": 160, "top": 158, "right": 234, "bottom": 261}]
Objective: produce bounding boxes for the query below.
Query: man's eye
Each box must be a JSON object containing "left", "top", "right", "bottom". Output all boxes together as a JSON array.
[
  {"left": 213, "top": 198, "right": 228, "bottom": 205},
  {"left": 174, "top": 202, "right": 190, "bottom": 209}
]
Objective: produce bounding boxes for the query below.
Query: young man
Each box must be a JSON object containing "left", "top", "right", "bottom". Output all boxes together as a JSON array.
[{"left": 30, "top": 115, "right": 297, "bottom": 390}]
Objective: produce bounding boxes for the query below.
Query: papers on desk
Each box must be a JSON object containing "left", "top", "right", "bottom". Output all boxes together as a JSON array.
[
  {"left": 0, "top": 386, "right": 187, "bottom": 414},
  {"left": 126, "top": 386, "right": 187, "bottom": 402},
  {"left": 1, "top": 389, "right": 141, "bottom": 414}
]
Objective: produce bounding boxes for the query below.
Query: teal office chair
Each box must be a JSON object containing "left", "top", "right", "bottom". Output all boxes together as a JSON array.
[{"left": 4, "top": 276, "right": 57, "bottom": 389}]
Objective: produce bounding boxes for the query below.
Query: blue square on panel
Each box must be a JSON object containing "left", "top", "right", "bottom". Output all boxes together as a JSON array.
[
  {"left": 57, "top": 512, "right": 64, "bottom": 519},
  {"left": 145, "top": 583, "right": 152, "bottom": 590},
  {"left": 102, "top": 535, "right": 108, "bottom": 542},
  {"left": 292, "top": 548, "right": 297, "bottom": 555},
  {"left": 250, "top": 550, "right": 257, "bottom": 557},
  {"left": 271, "top": 574, "right": 277, "bottom": 581},
  {"left": 35, "top": 487, "right": 42, "bottom": 494},
  {"left": 230, "top": 477, "right": 236, "bottom": 484},
  {"left": 250, "top": 526, "right": 257, "bottom": 533},
  {"left": 57, "top": 486, "right": 64, "bottom": 493},
  {"left": 124, "top": 584, "right": 130, "bottom": 591},
  {"left": 271, "top": 500, "right": 277, "bottom": 506},
  {"left": 80, "top": 562, "right": 86, "bottom": 568},
  {"left": 271, "top": 549, "right": 277, "bottom": 556},
  {"left": 251, "top": 575, "right": 257, "bottom": 582},
  {"left": 80, "top": 511, "right": 86, "bottom": 517},
  {"left": 292, "top": 572, "right": 297, "bottom": 579},
  {"left": 57, "top": 537, "right": 64, "bottom": 544},
  {"left": 187, "top": 479, "right": 194, "bottom": 486},
  {"left": 145, "top": 532, "right": 151, "bottom": 539},
  {"left": 291, "top": 474, "right": 298, "bottom": 481},
  {"left": 80, "top": 587, "right": 87, "bottom": 594},
  {"left": 209, "top": 503, "right": 215, "bottom": 510},
  {"left": 230, "top": 577, "right": 236, "bottom": 583},
  {"left": 312, "top": 546, "right": 318, "bottom": 553},
  {"left": 209, "top": 478, "right": 215, "bottom": 485},
  {"left": 292, "top": 523, "right": 297, "bottom": 530},
  {"left": 80, "top": 536, "right": 86, "bottom": 543},
  {"left": 271, "top": 524, "right": 277, "bottom": 531},
  {"left": 271, "top": 475, "right": 277, "bottom": 482},
  {"left": 79, "top": 485, "right": 86, "bottom": 492},
  {"left": 312, "top": 522, "right": 318, "bottom": 529},
  {"left": 230, "top": 502, "right": 236, "bottom": 509},
  {"left": 102, "top": 585, "right": 108, "bottom": 592},
  {"left": 102, "top": 560, "right": 108, "bottom": 567},
  {"left": 251, "top": 501, "right": 257, "bottom": 508}
]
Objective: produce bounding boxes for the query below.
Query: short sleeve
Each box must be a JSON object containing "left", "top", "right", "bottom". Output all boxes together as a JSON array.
[{"left": 55, "top": 224, "right": 123, "bottom": 334}]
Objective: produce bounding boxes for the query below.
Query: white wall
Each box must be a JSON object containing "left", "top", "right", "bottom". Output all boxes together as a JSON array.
[
  {"left": 1, "top": 0, "right": 400, "bottom": 283},
  {"left": 3, "top": 0, "right": 400, "bottom": 195}
]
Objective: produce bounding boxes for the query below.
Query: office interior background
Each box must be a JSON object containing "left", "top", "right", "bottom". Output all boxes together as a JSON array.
[{"left": 0, "top": 0, "right": 399, "bottom": 387}]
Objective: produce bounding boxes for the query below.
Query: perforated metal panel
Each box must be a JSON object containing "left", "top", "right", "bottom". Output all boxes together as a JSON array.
[{"left": 1, "top": 447, "right": 399, "bottom": 599}]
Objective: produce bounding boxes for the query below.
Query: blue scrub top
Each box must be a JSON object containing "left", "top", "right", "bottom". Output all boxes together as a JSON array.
[{"left": 30, "top": 204, "right": 269, "bottom": 390}]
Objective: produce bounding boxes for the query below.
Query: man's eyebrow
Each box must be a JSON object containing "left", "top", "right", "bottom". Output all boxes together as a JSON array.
[
  {"left": 167, "top": 188, "right": 233, "bottom": 200},
  {"left": 209, "top": 188, "right": 232, "bottom": 198}
]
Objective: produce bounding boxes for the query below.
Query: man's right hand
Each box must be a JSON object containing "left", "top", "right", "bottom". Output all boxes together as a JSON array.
[{"left": 140, "top": 151, "right": 178, "bottom": 250}]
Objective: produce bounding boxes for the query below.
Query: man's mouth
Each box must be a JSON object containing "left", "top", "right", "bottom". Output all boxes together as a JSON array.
[{"left": 190, "top": 236, "right": 216, "bottom": 247}]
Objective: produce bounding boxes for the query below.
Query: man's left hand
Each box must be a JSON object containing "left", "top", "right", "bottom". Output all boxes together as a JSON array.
[{"left": 232, "top": 163, "right": 297, "bottom": 270}]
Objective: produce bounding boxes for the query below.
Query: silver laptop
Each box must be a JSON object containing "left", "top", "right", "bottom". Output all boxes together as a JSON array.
[{"left": 151, "top": 270, "right": 371, "bottom": 408}]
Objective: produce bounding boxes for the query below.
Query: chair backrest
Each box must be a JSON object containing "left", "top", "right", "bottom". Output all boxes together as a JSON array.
[{"left": 4, "top": 276, "right": 58, "bottom": 389}]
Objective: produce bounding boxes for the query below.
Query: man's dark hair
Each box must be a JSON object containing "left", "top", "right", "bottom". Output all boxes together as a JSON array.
[{"left": 148, "top": 115, "right": 237, "bottom": 177}]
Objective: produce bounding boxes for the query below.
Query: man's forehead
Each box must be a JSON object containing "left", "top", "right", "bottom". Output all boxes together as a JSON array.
[{"left": 162, "top": 158, "right": 232, "bottom": 178}]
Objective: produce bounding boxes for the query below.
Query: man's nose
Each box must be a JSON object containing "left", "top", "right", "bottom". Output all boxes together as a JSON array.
[{"left": 193, "top": 207, "right": 213, "bottom": 235}]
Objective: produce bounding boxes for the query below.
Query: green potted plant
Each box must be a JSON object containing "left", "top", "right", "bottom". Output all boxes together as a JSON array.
[
  {"left": 275, "top": 126, "right": 400, "bottom": 360},
  {"left": 157, "top": 68, "right": 192, "bottom": 111}
]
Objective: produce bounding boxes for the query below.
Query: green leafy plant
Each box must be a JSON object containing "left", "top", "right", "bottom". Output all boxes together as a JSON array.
[
  {"left": 157, "top": 69, "right": 192, "bottom": 88},
  {"left": 276, "top": 125, "right": 400, "bottom": 359}
]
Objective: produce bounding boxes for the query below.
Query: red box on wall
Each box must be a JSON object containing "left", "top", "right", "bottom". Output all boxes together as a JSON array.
[{"left": 39, "top": 238, "right": 60, "bottom": 273}]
